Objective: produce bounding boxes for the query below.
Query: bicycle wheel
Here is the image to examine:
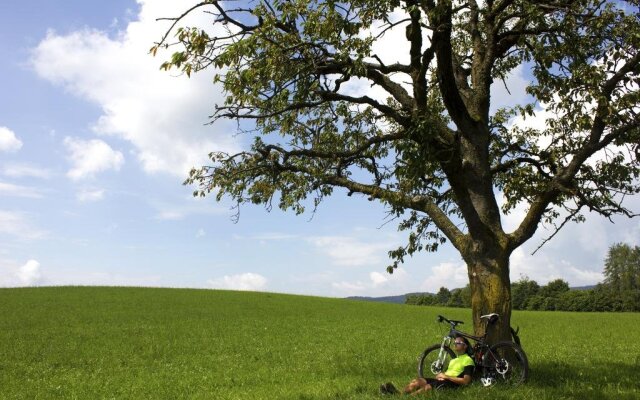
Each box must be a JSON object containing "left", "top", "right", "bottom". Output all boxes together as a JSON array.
[
  {"left": 481, "top": 341, "right": 529, "bottom": 386},
  {"left": 418, "top": 344, "right": 455, "bottom": 378}
]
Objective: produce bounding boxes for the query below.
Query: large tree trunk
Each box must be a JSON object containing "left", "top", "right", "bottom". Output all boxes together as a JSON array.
[{"left": 467, "top": 249, "right": 512, "bottom": 343}]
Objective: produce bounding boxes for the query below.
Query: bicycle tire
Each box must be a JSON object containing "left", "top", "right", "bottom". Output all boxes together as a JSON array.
[
  {"left": 418, "top": 344, "right": 456, "bottom": 379},
  {"left": 481, "top": 341, "right": 529, "bottom": 386}
]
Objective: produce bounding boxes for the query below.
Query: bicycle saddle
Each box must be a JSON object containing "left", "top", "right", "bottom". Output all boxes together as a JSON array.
[{"left": 480, "top": 313, "right": 500, "bottom": 323}]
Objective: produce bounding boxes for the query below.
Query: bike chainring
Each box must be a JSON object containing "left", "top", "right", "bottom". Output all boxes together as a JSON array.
[{"left": 496, "top": 359, "right": 510, "bottom": 376}]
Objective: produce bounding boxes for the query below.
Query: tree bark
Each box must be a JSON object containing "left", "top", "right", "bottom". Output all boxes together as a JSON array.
[{"left": 466, "top": 247, "right": 512, "bottom": 343}]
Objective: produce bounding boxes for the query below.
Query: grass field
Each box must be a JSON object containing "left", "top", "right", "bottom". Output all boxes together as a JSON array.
[{"left": 1, "top": 287, "right": 638, "bottom": 399}]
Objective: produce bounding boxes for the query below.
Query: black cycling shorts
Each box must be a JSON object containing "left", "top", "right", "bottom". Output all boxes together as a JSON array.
[{"left": 424, "top": 378, "right": 461, "bottom": 390}]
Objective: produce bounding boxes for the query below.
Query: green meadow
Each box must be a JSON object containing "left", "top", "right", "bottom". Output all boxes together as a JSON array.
[{"left": 1, "top": 287, "right": 638, "bottom": 399}]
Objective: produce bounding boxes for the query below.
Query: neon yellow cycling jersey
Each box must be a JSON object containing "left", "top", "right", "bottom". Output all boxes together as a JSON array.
[{"left": 445, "top": 353, "right": 475, "bottom": 377}]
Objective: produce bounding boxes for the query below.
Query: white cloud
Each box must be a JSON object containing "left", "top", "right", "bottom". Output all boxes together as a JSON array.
[
  {"left": 0, "top": 181, "right": 43, "bottom": 198},
  {"left": 619, "top": 215, "right": 640, "bottom": 246},
  {"left": 31, "top": 0, "right": 239, "bottom": 177},
  {"left": 196, "top": 228, "right": 206, "bottom": 238},
  {"left": 0, "top": 210, "right": 46, "bottom": 240},
  {"left": 509, "top": 247, "right": 604, "bottom": 287},
  {"left": 64, "top": 137, "right": 124, "bottom": 180},
  {"left": 76, "top": 188, "right": 105, "bottom": 202},
  {"left": 0, "top": 127, "right": 22, "bottom": 152},
  {"left": 369, "top": 271, "right": 389, "bottom": 287},
  {"left": 308, "top": 235, "right": 394, "bottom": 267},
  {"left": 331, "top": 268, "right": 409, "bottom": 295},
  {"left": 566, "top": 265, "right": 605, "bottom": 285},
  {"left": 0, "top": 259, "right": 44, "bottom": 287},
  {"left": 207, "top": 273, "right": 268, "bottom": 291},
  {"left": 376, "top": 268, "right": 408, "bottom": 288},
  {"left": 17, "top": 260, "right": 42, "bottom": 286},
  {"left": 368, "top": 8, "right": 411, "bottom": 67},
  {"left": 2, "top": 163, "right": 52, "bottom": 179},
  {"left": 420, "top": 262, "right": 468, "bottom": 293}
]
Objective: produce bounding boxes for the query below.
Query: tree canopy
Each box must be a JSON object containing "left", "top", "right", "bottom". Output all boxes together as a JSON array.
[{"left": 155, "top": 0, "right": 640, "bottom": 336}]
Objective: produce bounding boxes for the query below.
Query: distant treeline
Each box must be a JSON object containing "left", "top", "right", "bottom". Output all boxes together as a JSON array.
[{"left": 406, "top": 243, "right": 640, "bottom": 312}]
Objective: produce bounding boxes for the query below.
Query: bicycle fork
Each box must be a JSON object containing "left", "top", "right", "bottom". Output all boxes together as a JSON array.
[{"left": 436, "top": 337, "right": 452, "bottom": 371}]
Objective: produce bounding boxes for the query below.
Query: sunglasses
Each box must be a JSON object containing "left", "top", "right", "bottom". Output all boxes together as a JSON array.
[{"left": 453, "top": 342, "right": 466, "bottom": 346}]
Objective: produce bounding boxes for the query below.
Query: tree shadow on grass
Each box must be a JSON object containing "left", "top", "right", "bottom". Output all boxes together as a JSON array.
[{"left": 525, "top": 360, "right": 639, "bottom": 400}]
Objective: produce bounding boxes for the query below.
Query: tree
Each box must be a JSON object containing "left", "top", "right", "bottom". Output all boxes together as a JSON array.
[
  {"left": 590, "top": 283, "right": 624, "bottom": 311},
  {"left": 155, "top": 0, "right": 640, "bottom": 339},
  {"left": 459, "top": 284, "right": 472, "bottom": 308},
  {"left": 446, "top": 286, "right": 471, "bottom": 307},
  {"left": 604, "top": 243, "right": 640, "bottom": 292},
  {"left": 524, "top": 294, "right": 544, "bottom": 311},
  {"left": 540, "top": 278, "right": 570, "bottom": 298},
  {"left": 602, "top": 243, "right": 640, "bottom": 311},
  {"left": 511, "top": 276, "right": 539, "bottom": 310},
  {"left": 406, "top": 293, "right": 437, "bottom": 305},
  {"left": 557, "top": 290, "right": 591, "bottom": 311},
  {"left": 436, "top": 286, "right": 452, "bottom": 304}
]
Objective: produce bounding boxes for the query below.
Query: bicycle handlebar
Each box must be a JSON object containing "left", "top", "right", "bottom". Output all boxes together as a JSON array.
[
  {"left": 436, "top": 315, "right": 464, "bottom": 326},
  {"left": 437, "top": 313, "right": 500, "bottom": 326}
]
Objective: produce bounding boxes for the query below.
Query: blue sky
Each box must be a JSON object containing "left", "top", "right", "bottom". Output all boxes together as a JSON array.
[{"left": 1, "top": 0, "right": 638, "bottom": 297}]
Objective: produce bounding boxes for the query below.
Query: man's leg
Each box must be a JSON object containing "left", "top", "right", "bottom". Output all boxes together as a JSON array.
[{"left": 403, "top": 378, "right": 432, "bottom": 394}]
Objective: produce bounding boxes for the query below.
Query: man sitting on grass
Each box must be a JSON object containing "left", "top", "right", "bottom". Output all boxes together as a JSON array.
[{"left": 380, "top": 334, "right": 475, "bottom": 395}]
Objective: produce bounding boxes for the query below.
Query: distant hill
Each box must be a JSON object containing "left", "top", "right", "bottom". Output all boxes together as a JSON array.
[
  {"left": 346, "top": 292, "right": 431, "bottom": 304},
  {"left": 569, "top": 285, "right": 597, "bottom": 291}
]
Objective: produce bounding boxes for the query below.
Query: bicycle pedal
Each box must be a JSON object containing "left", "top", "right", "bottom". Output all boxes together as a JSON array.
[{"left": 480, "top": 377, "right": 493, "bottom": 387}]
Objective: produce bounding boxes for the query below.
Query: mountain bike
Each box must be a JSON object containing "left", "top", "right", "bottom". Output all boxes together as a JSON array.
[{"left": 418, "top": 313, "right": 529, "bottom": 387}]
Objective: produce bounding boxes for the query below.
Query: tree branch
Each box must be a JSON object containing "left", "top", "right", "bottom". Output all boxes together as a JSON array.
[
  {"left": 530, "top": 207, "right": 582, "bottom": 255},
  {"left": 155, "top": 2, "right": 214, "bottom": 47},
  {"left": 431, "top": 1, "right": 477, "bottom": 131},
  {"left": 315, "top": 91, "right": 410, "bottom": 126},
  {"left": 273, "top": 164, "right": 468, "bottom": 250}
]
